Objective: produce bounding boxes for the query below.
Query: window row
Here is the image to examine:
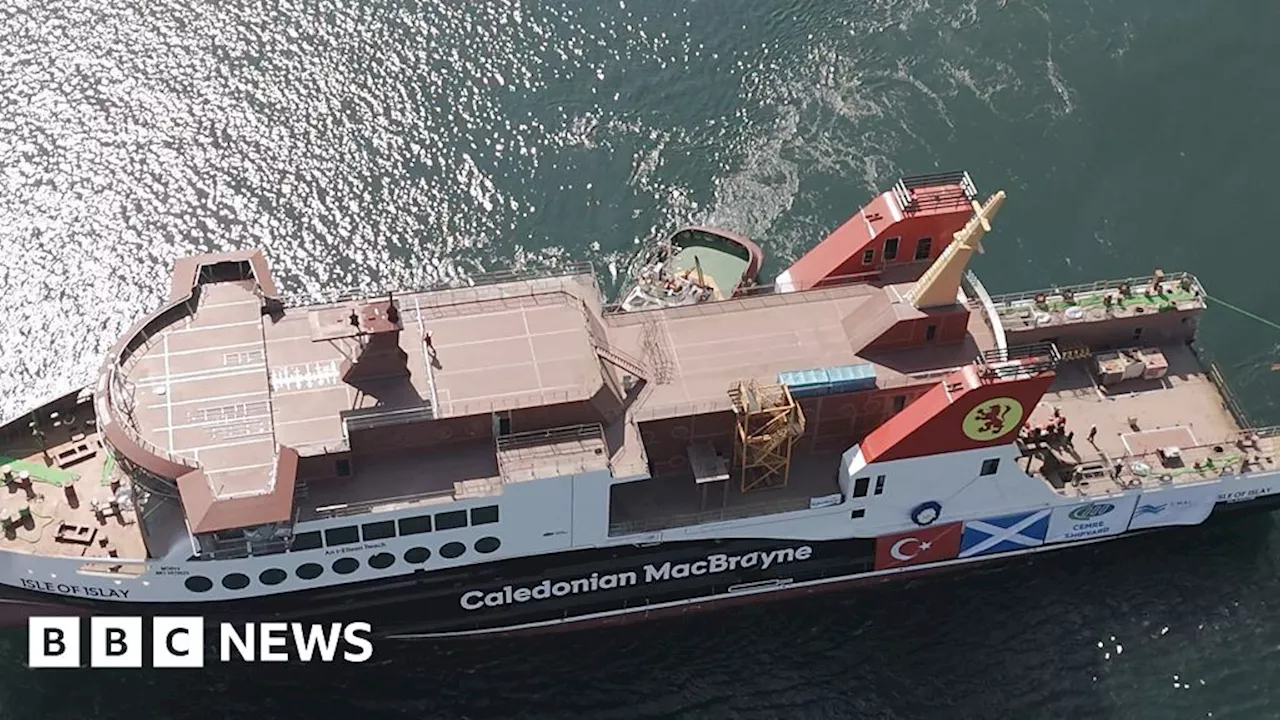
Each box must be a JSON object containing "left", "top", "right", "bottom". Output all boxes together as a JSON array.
[
  {"left": 859, "top": 236, "right": 933, "bottom": 265},
  {"left": 183, "top": 536, "right": 503, "bottom": 593},
  {"left": 290, "top": 504, "right": 499, "bottom": 551}
]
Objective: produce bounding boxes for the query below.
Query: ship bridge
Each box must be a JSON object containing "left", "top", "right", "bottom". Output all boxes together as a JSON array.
[{"left": 95, "top": 250, "right": 299, "bottom": 554}]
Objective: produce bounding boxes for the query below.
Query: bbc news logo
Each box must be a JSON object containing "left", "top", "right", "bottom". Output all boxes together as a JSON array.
[{"left": 29, "top": 617, "right": 374, "bottom": 668}]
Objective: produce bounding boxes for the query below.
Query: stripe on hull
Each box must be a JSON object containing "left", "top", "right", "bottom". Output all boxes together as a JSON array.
[{"left": 0, "top": 495, "right": 1274, "bottom": 637}]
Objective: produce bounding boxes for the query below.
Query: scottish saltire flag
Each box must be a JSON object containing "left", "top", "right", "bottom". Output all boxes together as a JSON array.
[{"left": 959, "top": 509, "right": 1051, "bottom": 558}]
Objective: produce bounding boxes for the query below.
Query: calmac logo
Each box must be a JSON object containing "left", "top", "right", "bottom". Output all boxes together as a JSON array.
[
  {"left": 1134, "top": 503, "right": 1167, "bottom": 517},
  {"left": 1068, "top": 502, "right": 1115, "bottom": 521}
]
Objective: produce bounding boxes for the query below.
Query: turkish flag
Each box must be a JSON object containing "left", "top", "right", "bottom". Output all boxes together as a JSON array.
[{"left": 874, "top": 522, "right": 964, "bottom": 570}]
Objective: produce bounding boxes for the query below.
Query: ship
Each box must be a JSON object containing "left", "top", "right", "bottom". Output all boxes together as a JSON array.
[{"left": 1, "top": 170, "right": 1277, "bottom": 640}]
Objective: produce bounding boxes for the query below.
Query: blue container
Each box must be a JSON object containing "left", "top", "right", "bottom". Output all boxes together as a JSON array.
[
  {"left": 778, "top": 368, "right": 830, "bottom": 398},
  {"left": 825, "top": 363, "right": 877, "bottom": 393}
]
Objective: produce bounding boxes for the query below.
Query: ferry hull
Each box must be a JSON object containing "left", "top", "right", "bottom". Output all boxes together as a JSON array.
[{"left": 0, "top": 494, "right": 1274, "bottom": 638}]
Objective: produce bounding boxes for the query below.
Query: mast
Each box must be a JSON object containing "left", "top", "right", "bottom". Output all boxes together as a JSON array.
[{"left": 906, "top": 190, "right": 1007, "bottom": 309}]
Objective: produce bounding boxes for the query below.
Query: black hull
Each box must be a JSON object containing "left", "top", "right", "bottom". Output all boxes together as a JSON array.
[{"left": 3, "top": 496, "right": 1278, "bottom": 637}]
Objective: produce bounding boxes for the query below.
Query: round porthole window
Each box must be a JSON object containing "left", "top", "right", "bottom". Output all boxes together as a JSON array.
[
  {"left": 369, "top": 552, "right": 395, "bottom": 569},
  {"left": 222, "top": 573, "right": 250, "bottom": 590},
  {"left": 332, "top": 557, "right": 359, "bottom": 574},
  {"left": 474, "top": 536, "right": 501, "bottom": 554},
  {"left": 185, "top": 576, "right": 213, "bottom": 593},
  {"left": 404, "top": 547, "right": 430, "bottom": 564},
  {"left": 440, "top": 541, "right": 465, "bottom": 559},
  {"left": 296, "top": 562, "right": 323, "bottom": 580},
  {"left": 259, "top": 568, "right": 287, "bottom": 586}
]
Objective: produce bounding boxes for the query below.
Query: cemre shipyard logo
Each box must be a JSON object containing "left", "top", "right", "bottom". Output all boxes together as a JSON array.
[
  {"left": 1067, "top": 502, "right": 1116, "bottom": 521},
  {"left": 28, "top": 617, "right": 373, "bottom": 668}
]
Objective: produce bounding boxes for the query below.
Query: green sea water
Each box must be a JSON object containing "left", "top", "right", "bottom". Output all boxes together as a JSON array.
[{"left": 2, "top": 0, "right": 1280, "bottom": 716}]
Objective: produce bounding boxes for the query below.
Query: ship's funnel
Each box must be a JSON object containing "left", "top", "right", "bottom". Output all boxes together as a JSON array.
[{"left": 906, "top": 190, "right": 1006, "bottom": 309}]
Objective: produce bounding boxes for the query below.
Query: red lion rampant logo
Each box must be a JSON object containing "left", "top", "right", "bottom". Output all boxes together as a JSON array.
[{"left": 973, "top": 403, "right": 1010, "bottom": 435}]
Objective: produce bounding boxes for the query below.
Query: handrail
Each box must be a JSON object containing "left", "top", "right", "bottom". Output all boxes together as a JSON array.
[
  {"left": 310, "top": 487, "right": 457, "bottom": 520},
  {"left": 603, "top": 267, "right": 883, "bottom": 317},
  {"left": 1208, "top": 360, "right": 1253, "bottom": 429},
  {"left": 496, "top": 422, "right": 604, "bottom": 451},
  {"left": 983, "top": 272, "right": 1202, "bottom": 307},
  {"left": 277, "top": 261, "right": 599, "bottom": 309},
  {"left": 963, "top": 269, "right": 1007, "bottom": 352}
]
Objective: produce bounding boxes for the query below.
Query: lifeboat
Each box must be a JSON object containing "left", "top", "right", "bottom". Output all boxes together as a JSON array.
[{"left": 618, "top": 227, "right": 764, "bottom": 312}]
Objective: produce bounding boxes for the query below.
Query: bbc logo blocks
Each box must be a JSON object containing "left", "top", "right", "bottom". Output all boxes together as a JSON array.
[
  {"left": 29, "top": 616, "right": 204, "bottom": 668},
  {"left": 29, "top": 616, "right": 373, "bottom": 667}
]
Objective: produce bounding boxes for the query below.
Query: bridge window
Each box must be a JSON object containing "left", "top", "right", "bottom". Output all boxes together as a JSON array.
[
  {"left": 925, "top": 324, "right": 937, "bottom": 341},
  {"left": 435, "top": 510, "right": 467, "bottom": 530},
  {"left": 914, "top": 237, "right": 932, "bottom": 260},
  {"left": 470, "top": 505, "right": 499, "bottom": 525},
  {"left": 324, "top": 526, "right": 359, "bottom": 546},
  {"left": 291, "top": 532, "right": 322, "bottom": 551},
  {"left": 852, "top": 476, "right": 870, "bottom": 498},
  {"left": 398, "top": 514, "right": 432, "bottom": 536},
  {"left": 851, "top": 508, "right": 866, "bottom": 519},
  {"left": 981, "top": 458, "right": 1000, "bottom": 476},
  {"left": 362, "top": 520, "right": 395, "bottom": 541},
  {"left": 883, "top": 237, "right": 900, "bottom": 260},
  {"left": 335, "top": 458, "right": 351, "bottom": 477},
  {"left": 892, "top": 395, "right": 906, "bottom": 413},
  {"left": 862, "top": 249, "right": 875, "bottom": 265},
  {"left": 874, "top": 475, "right": 885, "bottom": 495}
]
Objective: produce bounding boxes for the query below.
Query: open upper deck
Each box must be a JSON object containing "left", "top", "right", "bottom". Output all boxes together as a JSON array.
[
  {"left": 1022, "top": 342, "right": 1278, "bottom": 496},
  {"left": 0, "top": 393, "right": 148, "bottom": 561},
  {"left": 986, "top": 271, "right": 1208, "bottom": 346}
]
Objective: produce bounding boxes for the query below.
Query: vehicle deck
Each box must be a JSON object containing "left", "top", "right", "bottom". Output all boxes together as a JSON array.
[
  {"left": 0, "top": 408, "right": 147, "bottom": 559},
  {"left": 1023, "top": 342, "right": 1280, "bottom": 495},
  {"left": 607, "top": 449, "right": 846, "bottom": 536}
]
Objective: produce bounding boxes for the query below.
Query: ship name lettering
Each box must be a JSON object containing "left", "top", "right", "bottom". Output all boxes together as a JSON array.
[
  {"left": 644, "top": 546, "right": 813, "bottom": 582},
  {"left": 1219, "top": 487, "right": 1272, "bottom": 503},
  {"left": 19, "top": 578, "right": 130, "bottom": 599},
  {"left": 458, "top": 545, "right": 814, "bottom": 611},
  {"left": 460, "top": 572, "right": 640, "bottom": 611}
]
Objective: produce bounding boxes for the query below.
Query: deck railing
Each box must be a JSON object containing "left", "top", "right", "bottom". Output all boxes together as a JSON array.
[
  {"left": 495, "top": 422, "right": 605, "bottom": 452},
  {"left": 982, "top": 271, "right": 1204, "bottom": 308},
  {"left": 309, "top": 487, "right": 457, "bottom": 520},
  {"left": 496, "top": 422, "right": 610, "bottom": 481},
  {"left": 600, "top": 262, "right": 936, "bottom": 318},
  {"left": 963, "top": 269, "right": 1007, "bottom": 351},
  {"left": 1207, "top": 360, "right": 1254, "bottom": 429},
  {"left": 276, "top": 261, "right": 599, "bottom": 309}
]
